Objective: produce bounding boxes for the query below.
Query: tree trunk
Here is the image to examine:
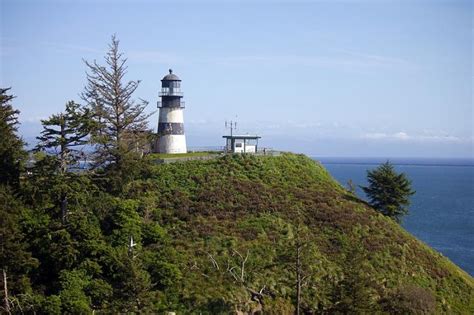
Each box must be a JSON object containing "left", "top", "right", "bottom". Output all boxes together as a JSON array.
[
  {"left": 60, "top": 115, "right": 68, "bottom": 174},
  {"left": 60, "top": 194, "right": 68, "bottom": 225},
  {"left": 296, "top": 241, "right": 301, "bottom": 315},
  {"left": 3, "top": 268, "right": 10, "bottom": 315},
  {"left": 59, "top": 117, "right": 68, "bottom": 225}
]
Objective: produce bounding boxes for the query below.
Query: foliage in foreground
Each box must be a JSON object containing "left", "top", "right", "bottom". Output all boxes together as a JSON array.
[{"left": 2, "top": 151, "right": 473, "bottom": 313}]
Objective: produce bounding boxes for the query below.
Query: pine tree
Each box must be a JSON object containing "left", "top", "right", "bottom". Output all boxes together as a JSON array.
[
  {"left": 36, "top": 101, "right": 92, "bottom": 172},
  {"left": 35, "top": 101, "right": 93, "bottom": 224},
  {"left": 81, "top": 35, "right": 152, "bottom": 170},
  {"left": 0, "top": 88, "right": 26, "bottom": 190},
  {"left": 361, "top": 161, "right": 415, "bottom": 223}
]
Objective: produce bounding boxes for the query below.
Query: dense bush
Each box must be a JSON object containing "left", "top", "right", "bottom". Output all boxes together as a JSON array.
[{"left": 380, "top": 284, "right": 436, "bottom": 314}]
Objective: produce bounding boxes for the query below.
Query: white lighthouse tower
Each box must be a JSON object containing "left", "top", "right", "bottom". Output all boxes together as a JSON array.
[{"left": 155, "top": 69, "right": 187, "bottom": 154}]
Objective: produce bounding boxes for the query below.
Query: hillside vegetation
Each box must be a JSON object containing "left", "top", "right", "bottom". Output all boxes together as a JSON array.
[
  {"left": 4, "top": 153, "right": 473, "bottom": 314},
  {"left": 124, "top": 153, "right": 473, "bottom": 313}
]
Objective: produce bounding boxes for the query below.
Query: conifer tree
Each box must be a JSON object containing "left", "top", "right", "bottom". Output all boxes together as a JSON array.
[
  {"left": 362, "top": 161, "right": 415, "bottom": 223},
  {"left": 0, "top": 186, "right": 38, "bottom": 314},
  {"left": 0, "top": 88, "right": 26, "bottom": 190},
  {"left": 36, "top": 101, "right": 92, "bottom": 172},
  {"left": 81, "top": 35, "right": 152, "bottom": 171},
  {"left": 35, "top": 101, "right": 93, "bottom": 223}
]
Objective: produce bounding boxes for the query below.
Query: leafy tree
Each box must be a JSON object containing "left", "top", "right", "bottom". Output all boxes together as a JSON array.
[
  {"left": 23, "top": 154, "right": 94, "bottom": 223},
  {"left": 37, "top": 295, "right": 62, "bottom": 314},
  {"left": 58, "top": 269, "right": 92, "bottom": 314},
  {"left": 0, "top": 185, "right": 39, "bottom": 314},
  {"left": 35, "top": 101, "right": 93, "bottom": 224},
  {"left": 361, "top": 161, "right": 415, "bottom": 223},
  {"left": 108, "top": 247, "right": 154, "bottom": 312},
  {"left": 81, "top": 35, "right": 152, "bottom": 180},
  {"left": 0, "top": 88, "right": 26, "bottom": 190}
]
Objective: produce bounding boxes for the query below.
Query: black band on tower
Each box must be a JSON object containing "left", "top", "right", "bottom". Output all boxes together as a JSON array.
[
  {"left": 161, "top": 97, "right": 182, "bottom": 107},
  {"left": 158, "top": 122, "right": 185, "bottom": 135}
]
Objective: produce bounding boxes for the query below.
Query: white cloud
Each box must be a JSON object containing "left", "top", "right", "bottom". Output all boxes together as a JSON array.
[
  {"left": 363, "top": 132, "right": 388, "bottom": 139},
  {"left": 362, "top": 131, "right": 469, "bottom": 143},
  {"left": 393, "top": 132, "right": 409, "bottom": 140}
]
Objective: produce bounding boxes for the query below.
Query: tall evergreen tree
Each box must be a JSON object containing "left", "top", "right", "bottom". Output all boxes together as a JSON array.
[
  {"left": 81, "top": 35, "right": 152, "bottom": 171},
  {"left": 0, "top": 88, "right": 26, "bottom": 190},
  {"left": 36, "top": 101, "right": 92, "bottom": 172},
  {"left": 361, "top": 161, "right": 415, "bottom": 223},
  {"left": 35, "top": 101, "right": 93, "bottom": 223}
]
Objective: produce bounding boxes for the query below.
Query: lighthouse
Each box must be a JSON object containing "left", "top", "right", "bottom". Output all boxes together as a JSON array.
[{"left": 155, "top": 69, "right": 187, "bottom": 154}]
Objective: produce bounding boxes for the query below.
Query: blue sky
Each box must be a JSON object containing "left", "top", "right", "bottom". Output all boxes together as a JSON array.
[{"left": 1, "top": 0, "right": 472, "bottom": 157}]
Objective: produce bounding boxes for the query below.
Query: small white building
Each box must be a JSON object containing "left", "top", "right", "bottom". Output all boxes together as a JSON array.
[{"left": 223, "top": 135, "right": 261, "bottom": 153}]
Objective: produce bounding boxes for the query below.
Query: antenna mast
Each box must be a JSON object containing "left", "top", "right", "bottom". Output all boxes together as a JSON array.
[{"left": 225, "top": 120, "right": 237, "bottom": 137}]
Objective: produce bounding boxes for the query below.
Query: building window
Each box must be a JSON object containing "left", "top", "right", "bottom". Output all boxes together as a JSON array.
[{"left": 170, "top": 81, "right": 180, "bottom": 88}]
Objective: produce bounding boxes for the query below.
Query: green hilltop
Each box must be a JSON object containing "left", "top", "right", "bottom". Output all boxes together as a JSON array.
[
  {"left": 123, "top": 153, "right": 473, "bottom": 313},
  {"left": 4, "top": 153, "right": 473, "bottom": 314}
]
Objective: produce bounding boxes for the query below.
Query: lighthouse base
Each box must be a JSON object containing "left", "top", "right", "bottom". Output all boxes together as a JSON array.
[{"left": 157, "top": 135, "right": 187, "bottom": 154}]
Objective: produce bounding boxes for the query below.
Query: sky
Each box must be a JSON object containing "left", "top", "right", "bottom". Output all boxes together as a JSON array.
[{"left": 1, "top": 0, "right": 472, "bottom": 158}]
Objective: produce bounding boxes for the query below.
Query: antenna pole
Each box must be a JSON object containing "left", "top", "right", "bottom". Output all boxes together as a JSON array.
[{"left": 225, "top": 120, "right": 237, "bottom": 137}]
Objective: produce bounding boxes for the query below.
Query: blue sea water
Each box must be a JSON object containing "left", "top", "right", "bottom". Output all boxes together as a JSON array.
[{"left": 315, "top": 157, "right": 474, "bottom": 276}]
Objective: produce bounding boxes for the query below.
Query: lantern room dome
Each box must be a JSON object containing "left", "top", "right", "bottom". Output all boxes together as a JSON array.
[{"left": 162, "top": 69, "right": 180, "bottom": 81}]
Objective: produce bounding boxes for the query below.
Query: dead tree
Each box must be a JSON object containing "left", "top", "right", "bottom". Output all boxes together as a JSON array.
[
  {"left": 2, "top": 268, "right": 10, "bottom": 314},
  {"left": 283, "top": 216, "right": 315, "bottom": 315},
  {"left": 201, "top": 249, "right": 267, "bottom": 314},
  {"left": 295, "top": 226, "right": 311, "bottom": 315}
]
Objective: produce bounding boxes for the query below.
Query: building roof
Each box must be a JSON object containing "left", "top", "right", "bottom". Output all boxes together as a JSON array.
[
  {"left": 222, "top": 135, "right": 261, "bottom": 139},
  {"left": 162, "top": 69, "right": 181, "bottom": 81}
]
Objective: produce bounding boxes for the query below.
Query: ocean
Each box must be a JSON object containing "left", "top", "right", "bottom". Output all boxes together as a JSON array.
[{"left": 315, "top": 157, "right": 474, "bottom": 276}]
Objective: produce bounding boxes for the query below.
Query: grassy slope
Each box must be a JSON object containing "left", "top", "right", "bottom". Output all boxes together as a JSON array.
[{"left": 128, "top": 153, "right": 473, "bottom": 313}]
